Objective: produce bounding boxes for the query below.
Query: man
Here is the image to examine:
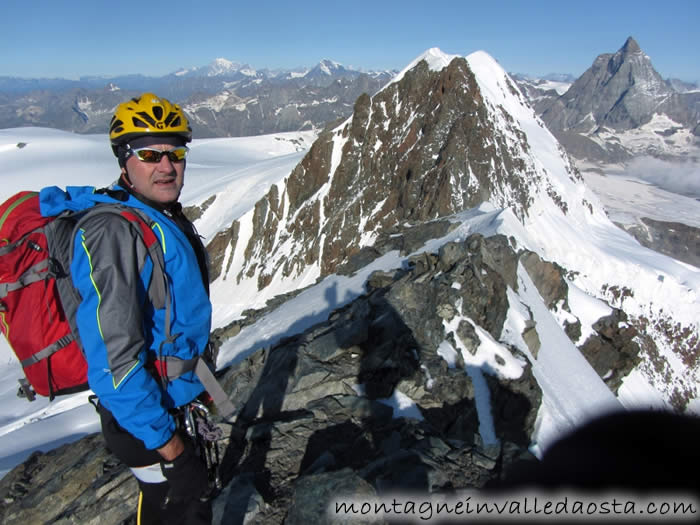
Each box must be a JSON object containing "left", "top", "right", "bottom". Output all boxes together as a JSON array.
[{"left": 41, "top": 93, "right": 216, "bottom": 524}]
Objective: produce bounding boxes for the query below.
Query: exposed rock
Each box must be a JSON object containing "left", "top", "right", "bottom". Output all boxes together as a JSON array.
[
  {"left": 366, "top": 269, "right": 404, "bottom": 290},
  {"left": 564, "top": 319, "right": 582, "bottom": 342},
  {"left": 521, "top": 321, "right": 541, "bottom": 358},
  {"left": 183, "top": 195, "right": 217, "bottom": 223},
  {"left": 618, "top": 217, "right": 700, "bottom": 269},
  {"left": 285, "top": 469, "right": 381, "bottom": 525},
  {"left": 519, "top": 251, "right": 568, "bottom": 309},
  {"left": 212, "top": 473, "right": 265, "bottom": 525},
  {"left": 208, "top": 221, "right": 240, "bottom": 282},
  {"left": 0, "top": 434, "right": 137, "bottom": 525},
  {"left": 486, "top": 365, "right": 542, "bottom": 446},
  {"left": 579, "top": 309, "right": 642, "bottom": 393}
]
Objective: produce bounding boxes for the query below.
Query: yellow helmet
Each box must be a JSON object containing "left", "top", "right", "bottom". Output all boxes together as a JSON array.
[{"left": 109, "top": 93, "right": 192, "bottom": 150}]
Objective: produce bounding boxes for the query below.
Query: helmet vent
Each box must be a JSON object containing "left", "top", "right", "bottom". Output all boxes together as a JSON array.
[
  {"left": 164, "top": 111, "right": 177, "bottom": 126},
  {"left": 132, "top": 117, "right": 149, "bottom": 129},
  {"left": 110, "top": 119, "right": 124, "bottom": 134},
  {"left": 136, "top": 111, "right": 157, "bottom": 127},
  {"left": 152, "top": 106, "right": 164, "bottom": 120}
]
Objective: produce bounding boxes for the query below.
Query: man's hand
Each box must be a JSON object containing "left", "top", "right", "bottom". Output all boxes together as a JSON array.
[
  {"left": 158, "top": 432, "right": 185, "bottom": 461},
  {"left": 159, "top": 433, "right": 209, "bottom": 504}
]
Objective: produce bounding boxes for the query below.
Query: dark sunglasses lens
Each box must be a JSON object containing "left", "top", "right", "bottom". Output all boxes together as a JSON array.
[{"left": 135, "top": 149, "right": 162, "bottom": 162}]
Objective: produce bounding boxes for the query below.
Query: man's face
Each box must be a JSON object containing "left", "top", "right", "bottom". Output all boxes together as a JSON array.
[{"left": 123, "top": 144, "right": 185, "bottom": 205}]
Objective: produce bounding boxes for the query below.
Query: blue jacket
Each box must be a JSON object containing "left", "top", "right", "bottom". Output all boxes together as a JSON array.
[{"left": 40, "top": 186, "right": 212, "bottom": 450}]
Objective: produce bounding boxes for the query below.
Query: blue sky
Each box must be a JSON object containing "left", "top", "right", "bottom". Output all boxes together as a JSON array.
[{"left": 2, "top": 0, "right": 698, "bottom": 82}]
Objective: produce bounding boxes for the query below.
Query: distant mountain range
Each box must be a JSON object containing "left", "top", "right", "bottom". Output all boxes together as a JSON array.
[
  {"left": 0, "top": 58, "right": 394, "bottom": 93},
  {"left": 0, "top": 38, "right": 697, "bottom": 163},
  {"left": 0, "top": 59, "right": 397, "bottom": 138}
]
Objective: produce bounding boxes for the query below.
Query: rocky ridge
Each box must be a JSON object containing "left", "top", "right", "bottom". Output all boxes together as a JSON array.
[
  {"left": 207, "top": 52, "right": 573, "bottom": 302},
  {"left": 0, "top": 232, "right": 643, "bottom": 524}
]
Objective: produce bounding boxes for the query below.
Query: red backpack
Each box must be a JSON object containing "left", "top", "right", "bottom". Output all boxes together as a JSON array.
[{"left": 0, "top": 191, "right": 163, "bottom": 401}]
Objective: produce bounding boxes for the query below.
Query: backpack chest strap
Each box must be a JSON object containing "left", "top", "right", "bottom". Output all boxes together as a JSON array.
[{"left": 19, "top": 334, "right": 75, "bottom": 367}]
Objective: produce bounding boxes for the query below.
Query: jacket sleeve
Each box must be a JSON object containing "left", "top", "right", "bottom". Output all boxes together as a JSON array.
[{"left": 71, "top": 212, "right": 175, "bottom": 450}]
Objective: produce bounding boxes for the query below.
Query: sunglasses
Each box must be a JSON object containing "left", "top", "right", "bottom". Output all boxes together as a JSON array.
[{"left": 128, "top": 146, "right": 189, "bottom": 163}]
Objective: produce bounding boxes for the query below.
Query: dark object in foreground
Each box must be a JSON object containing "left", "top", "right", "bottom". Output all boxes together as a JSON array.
[{"left": 496, "top": 410, "right": 700, "bottom": 494}]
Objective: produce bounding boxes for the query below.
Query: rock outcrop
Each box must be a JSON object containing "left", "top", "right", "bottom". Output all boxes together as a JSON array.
[{"left": 0, "top": 434, "right": 137, "bottom": 524}]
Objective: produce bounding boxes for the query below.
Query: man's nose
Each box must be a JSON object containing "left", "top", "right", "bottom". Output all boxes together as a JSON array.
[{"left": 156, "top": 154, "right": 175, "bottom": 170}]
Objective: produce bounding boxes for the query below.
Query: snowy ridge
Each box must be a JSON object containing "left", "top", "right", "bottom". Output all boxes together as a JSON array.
[
  {"left": 467, "top": 52, "right": 699, "bottom": 327},
  {"left": 213, "top": 204, "right": 623, "bottom": 452}
]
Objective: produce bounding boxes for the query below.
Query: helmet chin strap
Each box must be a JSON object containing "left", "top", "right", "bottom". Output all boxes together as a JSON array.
[{"left": 120, "top": 170, "right": 135, "bottom": 189}]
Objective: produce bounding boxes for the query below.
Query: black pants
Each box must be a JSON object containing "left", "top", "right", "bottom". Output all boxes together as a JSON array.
[{"left": 97, "top": 402, "right": 212, "bottom": 525}]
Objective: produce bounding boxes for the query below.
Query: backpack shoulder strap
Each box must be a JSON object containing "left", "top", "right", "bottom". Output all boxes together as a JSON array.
[{"left": 72, "top": 204, "right": 172, "bottom": 339}]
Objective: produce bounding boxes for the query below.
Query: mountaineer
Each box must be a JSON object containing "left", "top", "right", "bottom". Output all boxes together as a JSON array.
[{"left": 40, "top": 93, "right": 220, "bottom": 524}]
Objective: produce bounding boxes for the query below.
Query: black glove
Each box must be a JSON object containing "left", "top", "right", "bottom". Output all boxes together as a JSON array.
[{"left": 160, "top": 438, "right": 209, "bottom": 504}]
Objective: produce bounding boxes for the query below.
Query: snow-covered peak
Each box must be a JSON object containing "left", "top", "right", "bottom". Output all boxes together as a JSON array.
[
  {"left": 466, "top": 51, "right": 527, "bottom": 114},
  {"left": 387, "top": 47, "right": 461, "bottom": 87},
  {"left": 303, "top": 59, "right": 350, "bottom": 80},
  {"left": 317, "top": 59, "right": 343, "bottom": 75},
  {"left": 206, "top": 57, "right": 243, "bottom": 76}
]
